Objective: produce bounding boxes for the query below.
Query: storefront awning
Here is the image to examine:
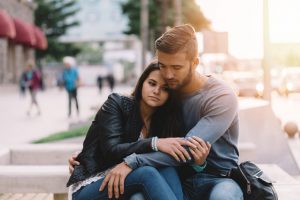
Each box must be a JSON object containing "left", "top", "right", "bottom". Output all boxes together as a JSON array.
[
  {"left": 12, "top": 18, "right": 36, "bottom": 46},
  {"left": 0, "top": 9, "right": 16, "bottom": 39},
  {"left": 33, "top": 26, "right": 48, "bottom": 50}
]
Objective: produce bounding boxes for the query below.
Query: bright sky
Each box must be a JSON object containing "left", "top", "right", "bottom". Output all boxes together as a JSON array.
[{"left": 197, "top": 0, "right": 300, "bottom": 59}]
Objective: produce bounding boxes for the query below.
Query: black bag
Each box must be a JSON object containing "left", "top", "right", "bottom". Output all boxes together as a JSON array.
[{"left": 230, "top": 161, "right": 278, "bottom": 200}]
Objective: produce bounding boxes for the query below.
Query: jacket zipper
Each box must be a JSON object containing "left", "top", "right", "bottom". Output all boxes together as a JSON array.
[{"left": 239, "top": 165, "right": 251, "bottom": 194}]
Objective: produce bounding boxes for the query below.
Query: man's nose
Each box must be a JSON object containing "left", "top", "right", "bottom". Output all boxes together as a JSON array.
[{"left": 163, "top": 68, "right": 174, "bottom": 79}]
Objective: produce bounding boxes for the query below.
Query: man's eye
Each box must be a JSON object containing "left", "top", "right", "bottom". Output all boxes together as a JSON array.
[
  {"left": 159, "top": 65, "right": 166, "bottom": 69},
  {"left": 162, "top": 87, "right": 169, "bottom": 92}
]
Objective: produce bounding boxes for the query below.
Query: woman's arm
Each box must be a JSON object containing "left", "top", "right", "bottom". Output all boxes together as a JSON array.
[{"left": 84, "top": 94, "right": 153, "bottom": 163}]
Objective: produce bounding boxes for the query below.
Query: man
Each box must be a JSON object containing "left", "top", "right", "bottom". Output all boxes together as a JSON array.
[
  {"left": 63, "top": 56, "right": 80, "bottom": 117},
  {"left": 122, "top": 24, "right": 242, "bottom": 200},
  {"left": 70, "top": 24, "right": 242, "bottom": 200}
]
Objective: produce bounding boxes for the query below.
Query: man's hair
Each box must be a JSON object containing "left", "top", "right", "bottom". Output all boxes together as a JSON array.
[{"left": 155, "top": 24, "right": 198, "bottom": 60}]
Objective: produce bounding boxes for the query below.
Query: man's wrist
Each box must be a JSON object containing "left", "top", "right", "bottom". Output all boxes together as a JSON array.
[{"left": 192, "top": 160, "right": 207, "bottom": 172}]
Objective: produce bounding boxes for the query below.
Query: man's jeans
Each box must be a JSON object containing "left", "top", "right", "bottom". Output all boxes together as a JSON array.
[
  {"left": 73, "top": 166, "right": 184, "bottom": 200},
  {"left": 183, "top": 172, "right": 243, "bottom": 200}
]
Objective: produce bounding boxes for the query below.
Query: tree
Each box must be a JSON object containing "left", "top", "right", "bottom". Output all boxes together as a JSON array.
[
  {"left": 34, "top": 0, "right": 81, "bottom": 61},
  {"left": 121, "top": 0, "right": 211, "bottom": 42}
]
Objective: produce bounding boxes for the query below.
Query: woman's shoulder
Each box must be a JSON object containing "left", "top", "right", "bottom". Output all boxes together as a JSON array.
[{"left": 106, "top": 93, "right": 135, "bottom": 109}]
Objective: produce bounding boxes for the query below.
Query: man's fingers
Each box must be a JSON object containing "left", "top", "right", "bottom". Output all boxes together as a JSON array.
[
  {"left": 188, "top": 137, "right": 206, "bottom": 151},
  {"left": 189, "top": 148, "right": 198, "bottom": 159},
  {"left": 99, "top": 174, "right": 110, "bottom": 191},
  {"left": 192, "top": 136, "right": 209, "bottom": 149},
  {"left": 184, "top": 140, "right": 197, "bottom": 149}
]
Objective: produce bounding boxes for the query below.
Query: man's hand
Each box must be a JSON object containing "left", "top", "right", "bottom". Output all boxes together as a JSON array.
[
  {"left": 187, "top": 136, "right": 211, "bottom": 165},
  {"left": 99, "top": 162, "right": 132, "bottom": 199},
  {"left": 68, "top": 153, "right": 80, "bottom": 174},
  {"left": 157, "top": 137, "right": 197, "bottom": 162}
]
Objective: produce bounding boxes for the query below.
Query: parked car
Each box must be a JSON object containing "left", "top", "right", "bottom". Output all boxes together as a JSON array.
[
  {"left": 278, "top": 68, "right": 300, "bottom": 96},
  {"left": 222, "top": 71, "right": 263, "bottom": 98}
]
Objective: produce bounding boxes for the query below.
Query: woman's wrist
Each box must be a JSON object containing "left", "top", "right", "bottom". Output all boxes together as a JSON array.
[{"left": 151, "top": 136, "right": 158, "bottom": 151}]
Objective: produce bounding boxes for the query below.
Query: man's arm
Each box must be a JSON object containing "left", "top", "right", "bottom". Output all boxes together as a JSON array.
[
  {"left": 186, "top": 92, "right": 238, "bottom": 143},
  {"left": 124, "top": 136, "right": 210, "bottom": 170},
  {"left": 123, "top": 92, "right": 237, "bottom": 169}
]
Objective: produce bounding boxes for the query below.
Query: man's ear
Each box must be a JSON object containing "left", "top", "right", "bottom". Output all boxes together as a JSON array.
[{"left": 192, "top": 57, "right": 199, "bottom": 69}]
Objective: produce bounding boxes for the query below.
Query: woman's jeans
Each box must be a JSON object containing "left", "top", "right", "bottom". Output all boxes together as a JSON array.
[{"left": 73, "top": 166, "right": 184, "bottom": 200}]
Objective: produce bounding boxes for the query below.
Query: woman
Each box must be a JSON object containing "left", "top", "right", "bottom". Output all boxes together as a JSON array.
[
  {"left": 68, "top": 61, "right": 197, "bottom": 200},
  {"left": 22, "top": 60, "right": 41, "bottom": 116}
]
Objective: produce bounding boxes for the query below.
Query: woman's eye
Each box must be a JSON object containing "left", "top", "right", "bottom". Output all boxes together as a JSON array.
[{"left": 148, "top": 81, "right": 156, "bottom": 86}]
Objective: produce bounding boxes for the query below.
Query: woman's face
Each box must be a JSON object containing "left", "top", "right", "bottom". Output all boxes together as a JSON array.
[{"left": 141, "top": 70, "right": 169, "bottom": 108}]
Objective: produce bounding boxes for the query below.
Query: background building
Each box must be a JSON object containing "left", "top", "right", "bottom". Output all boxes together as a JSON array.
[{"left": 0, "top": 0, "right": 47, "bottom": 84}]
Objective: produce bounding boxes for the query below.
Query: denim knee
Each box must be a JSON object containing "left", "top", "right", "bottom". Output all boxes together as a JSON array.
[
  {"left": 209, "top": 179, "right": 243, "bottom": 200},
  {"left": 135, "top": 166, "right": 159, "bottom": 179}
]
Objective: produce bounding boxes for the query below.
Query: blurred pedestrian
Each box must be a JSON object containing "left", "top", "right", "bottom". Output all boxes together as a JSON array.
[
  {"left": 19, "top": 71, "right": 27, "bottom": 97},
  {"left": 62, "top": 56, "right": 80, "bottom": 118},
  {"left": 96, "top": 75, "right": 103, "bottom": 93},
  {"left": 21, "top": 59, "right": 42, "bottom": 116},
  {"left": 106, "top": 74, "right": 115, "bottom": 92}
]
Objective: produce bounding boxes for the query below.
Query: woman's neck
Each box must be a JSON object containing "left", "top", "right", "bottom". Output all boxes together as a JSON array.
[{"left": 139, "top": 100, "right": 155, "bottom": 128}]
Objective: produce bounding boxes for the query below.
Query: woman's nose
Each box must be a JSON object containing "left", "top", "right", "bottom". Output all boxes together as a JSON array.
[{"left": 153, "top": 86, "right": 160, "bottom": 94}]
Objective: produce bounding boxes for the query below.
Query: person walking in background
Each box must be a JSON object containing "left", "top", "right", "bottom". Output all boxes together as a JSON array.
[
  {"left": 62, "top": 56, "right": 80, "bottom": 118},
  {"left": 21, "top": 59, "right": 42, "bottom": 116}
]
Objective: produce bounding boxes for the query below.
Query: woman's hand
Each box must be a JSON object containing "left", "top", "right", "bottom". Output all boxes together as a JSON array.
[
  {"left": 187, "top": 136, "right": 211, "bottom": 165},
  {"left": 99, "top": 162, "right": 132, "bottom": 199},
  {"left": 156, "top": 137, "right": 197, "bottom": 162},
  {"left": 68, "top": 152, "right": 80, "bottom": 174}
]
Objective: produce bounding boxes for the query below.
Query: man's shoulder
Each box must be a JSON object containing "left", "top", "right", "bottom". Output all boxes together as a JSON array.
[{"left": 206, "top": 76, "right": 236, "bottom": 95}]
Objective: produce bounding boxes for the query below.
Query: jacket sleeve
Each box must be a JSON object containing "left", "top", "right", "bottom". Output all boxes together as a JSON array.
[{"left": 96, "top": 93, "right": 153, "bottom": 163}]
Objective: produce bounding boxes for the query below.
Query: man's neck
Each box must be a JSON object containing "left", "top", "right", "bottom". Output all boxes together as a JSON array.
[{"left": 180, "top": 73, "right": 208, "bottom": 95}]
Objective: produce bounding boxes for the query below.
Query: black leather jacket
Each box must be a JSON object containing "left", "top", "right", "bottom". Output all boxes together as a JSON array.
[{"left": 67, "top": 93, "right": 153, "bottom": 186}]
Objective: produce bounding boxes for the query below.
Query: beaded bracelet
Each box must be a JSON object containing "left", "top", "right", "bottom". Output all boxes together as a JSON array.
[{"left": 151, "top": 136, "right": 158, "bottom": 151}]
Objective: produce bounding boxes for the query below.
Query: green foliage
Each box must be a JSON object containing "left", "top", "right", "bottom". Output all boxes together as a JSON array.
[
  {"left": 32, "top": 125, "right": 89, "bottom": 144},
  {"left": 35, "top": 0, "right": 81, "bottom": 61},
  {"left": 182, "top": 0, "right": 211, "bottom": 31},
  {"left": 121, "top": 0, "right": 211, "bottom": 40}
]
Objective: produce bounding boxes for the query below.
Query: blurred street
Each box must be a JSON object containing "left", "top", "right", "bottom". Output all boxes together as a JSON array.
[
  {"left": 272, "top": 92, "right": 300, "bottom": 129},
  {"left": 0, "top": 84, "right": 131, "bottom": 145}
]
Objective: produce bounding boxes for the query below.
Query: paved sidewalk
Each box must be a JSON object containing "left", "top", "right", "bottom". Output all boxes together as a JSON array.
[{"left": 0, "top": 84, "right": 132, "bottom": 145}]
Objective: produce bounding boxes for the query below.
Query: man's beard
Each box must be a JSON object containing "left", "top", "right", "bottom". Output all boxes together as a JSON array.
[{"left": 172, "top": 64, "right": 193, "bottom": 91}]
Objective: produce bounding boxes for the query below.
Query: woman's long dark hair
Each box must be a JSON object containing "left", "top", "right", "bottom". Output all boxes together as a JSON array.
[{"left": 132, "top": 60, "right": 185, "bottom": 138}]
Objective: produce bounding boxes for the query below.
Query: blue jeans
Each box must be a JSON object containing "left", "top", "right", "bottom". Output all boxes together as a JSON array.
[
  {"left": 183, "top": 172, "right": 243, "bottom": 200},
  {"left": 73, "top": 166, "right": 184, "bottom": 200}
]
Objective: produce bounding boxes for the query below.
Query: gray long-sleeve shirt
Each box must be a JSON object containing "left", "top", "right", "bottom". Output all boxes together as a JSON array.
[{"left": 124, "top": 76, "right": 239, "bottom": 173}]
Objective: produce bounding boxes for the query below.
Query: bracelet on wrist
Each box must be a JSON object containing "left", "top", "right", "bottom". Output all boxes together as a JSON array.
[
  {"left": 151, "top": 136, "right": 158, "bottom": 151},
  {"left": 192, "top": 160, "right": 207, "bottom": 172}
]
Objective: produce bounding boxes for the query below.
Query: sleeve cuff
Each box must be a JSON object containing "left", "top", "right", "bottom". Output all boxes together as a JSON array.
[
  {"left": 123, "top": 153, "right": 139, "bottom": 170},
  {"left": 192, "top": 160, "right": 207, "bottom": 172}
]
